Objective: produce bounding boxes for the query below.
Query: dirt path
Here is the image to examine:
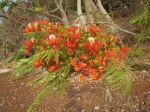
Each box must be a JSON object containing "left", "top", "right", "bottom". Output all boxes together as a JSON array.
[{"left": 0, "top": 71, "right": 150, "bottom": 112}]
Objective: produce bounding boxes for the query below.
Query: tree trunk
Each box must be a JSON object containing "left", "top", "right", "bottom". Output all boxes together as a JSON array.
[
  {"left": 84, "top": 0, "right": 94, "bottom": 23},
  {"left": 77, "top": 0, "right": 86, "bottom": 26},
  {"left": 97, "top": 0, "right": 112, "bottom": 23},
  {"left": 54, "top": 0, "right": 69, "bottom": 25}
]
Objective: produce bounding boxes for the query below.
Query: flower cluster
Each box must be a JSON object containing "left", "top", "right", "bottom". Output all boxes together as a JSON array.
[{"left": 23, "top": 19, "right": 130, "bottom": 81}]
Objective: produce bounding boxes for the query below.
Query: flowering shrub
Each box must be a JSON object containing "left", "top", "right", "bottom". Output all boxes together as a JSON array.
[{"left": 11, "top": 19, "right": 132, "bottom": 111}]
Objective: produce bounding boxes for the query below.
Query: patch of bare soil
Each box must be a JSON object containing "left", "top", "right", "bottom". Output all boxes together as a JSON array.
[{"left": 0, "top": 70, "right": 150, "bottom": 112}]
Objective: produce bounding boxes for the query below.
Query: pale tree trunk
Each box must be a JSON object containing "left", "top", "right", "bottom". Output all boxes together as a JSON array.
[
  {"left": 54, "top": 0, "right": 69, "bottom": 24},
  {"left": 84, "top": 0, "right": 94, "bottom": 23},
  {"left": 96, "top": 0, "right": 117, "bottom": 32},
  {"left": 77, "top": 0, "right": 86, "bottom": 26},
  {"left": 97, "top": 0, "right": 112, "bottom": 23},
  {"left": 92, "top": 1, "right": 97, "bottom": 11}
]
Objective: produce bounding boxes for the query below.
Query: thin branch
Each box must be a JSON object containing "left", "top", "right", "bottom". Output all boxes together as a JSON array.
[
  {"left": 48, "top": 0, "right": 63, "bottom": 13},
  {"left": 94, "top": 21, "right": 150, "bottom": 39},
  {"left": 77, "top": 0, "right": 86, "bottom": 26},
  {"left": 54, "top": 0, "right": 69, "bottom": 24}
]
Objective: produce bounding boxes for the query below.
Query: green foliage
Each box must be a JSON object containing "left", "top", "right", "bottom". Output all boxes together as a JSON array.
[
  {"left": 128, "top": 48, "right": 144, "bottom": 58},
  {"left": 27, "top": 65, "right": 71, "bottom": 112},
  {"left": 0, "top": 0, "right": 16, "bottom": 11},
  {"left": 11, "top": 57, "right": 36, "bottom": 80},
  {"left": 30, "top": 6, "right": 45, "bottom": 13},
  {"left": 102, "top": 59, "right": 132, "bottom": 95},
  {"left": 130, "top": 7, "right": 149, "bottom": 26},
  {"left": 11, "top": 49, "right": 54, "bottom": 80},
  {"left": 130, "top": 0, "right": 150, "bottom": 41},
  {"left": 7, "top": 48, "right": 25, "bottom": 62}
]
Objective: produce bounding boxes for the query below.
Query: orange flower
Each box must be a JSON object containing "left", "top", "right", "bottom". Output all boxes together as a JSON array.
[
  {"left": 98, "top": 57, "right": 103, "bottom": 65},
  {"left": 89, "top": 68, "right": 100, "bottom": 80},
  {"left": 67, "top": 41, "right": 77, "bottom": 49},
  {"left": 88, "top": 24, "right": 101, "bottom": 34},
  {"left": 89, "top": 41, "right": 100, "bottom": 56},
  {"left": 48, "top": 65, "right": 57, "bottom": 72},
  {"left": 83, "top": 42, "right": 90, "bottom": 50},
  {"left": 33, "top": 61, "right": 41, "bottom": 68},
  {"left": 70, "top": 59, "right": 87, "bottom": 71},
  {"left": 98, "top": 66, "right": 105, "bottom": 73},
  {"left": 92, "top": 75, "right": 100, "bottom": 80},
  {"left": 113, "top": 36, "right": 118, "bottom": 43},
  {"left": 42, "top": 19, "right": 50, "bottom": 26},
  {"left": 23, "top": 40, "right": 34, "bottom": 50},
  {"left": 70, "top": 59, "right": 76, "bottom": 67},
  {"left": 48, "top": 38, "right": 59, "bottom": 46},
  {"left": 33, "top": 20, "right": 39, "bottom": 30},
  {"left": 91, "top": 74, "right": 100, "bottom": 80},
  {"left": 67, "top": 26, "right": 79, "bottom": 33},
  {"left": 79, "top": 74, "right": 86, "bottom": 81},
  {"left": 51, "top": 25, "right": 57, "bottom": 33},
  {"left": 88, "top": 59, "right": 94, "bottom": 67},
  {"left": 119, "top": 46, "right": 130, "bottom": 59},
  {"left": 109, "top": 49, "right": 115, "bottom": 57},
  {"left": 69, "top": 33, "right": 80, "bottom": 41},
  {"left": 78, "top": 54, "right": 88, "bottom": 61}
]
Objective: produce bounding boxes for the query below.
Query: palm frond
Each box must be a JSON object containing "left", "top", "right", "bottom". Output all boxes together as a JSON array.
[
  {"left": 11, "top": 50, "right": 54, "bottom": 80},
  {"left": 102, "top": 59, "right": 132, "bottom": 95},
  {"left": 27, "top": 65, "right": 71, "bottom": 112}
]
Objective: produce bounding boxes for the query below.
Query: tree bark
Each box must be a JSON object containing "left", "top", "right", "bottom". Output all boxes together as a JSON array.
[
  {"left": 96, "top": 0, "right": 117, "bottom": 32},
  {"left": 84, "top": 0, "right": 94, "bottom": 23},
  {"left": 77, "top": 0, "right": 86, "bottom": 26},
  {"left": 54, "top": 0, "right": 69, "bottom": 24},
  {"left": 97, "top": 0, "right": 112, "bottom": 23}
]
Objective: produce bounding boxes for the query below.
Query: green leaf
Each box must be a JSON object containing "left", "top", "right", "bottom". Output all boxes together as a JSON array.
[
  {"left": 54, "top": 50, "right": 59, "bottom": 64},
  {"left": 27, "top": 65, "right": 71, "bottom": 112},
  {"left": 102, "top": 60, "right": 132, "bottom": 95}
]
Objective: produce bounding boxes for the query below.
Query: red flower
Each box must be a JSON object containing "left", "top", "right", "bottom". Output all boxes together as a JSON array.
[
  {"left": 90, "top": 41, "right": 100, "bottom": 55},
  {"left": 83, "top": 42, "right": 90, "bottom": 50},
  {"left": 113, "top": 36, "right": 118, "bottom": 43},
  {"left": 98, "top": 57, "right": 103, "bottom": 65},
  {"left": 98, "top": 66, "right": 105, "bottom": 73},
  {"left": 69, "top": 33, "right": 80, "bottom": 41},
  {"left": 67, "top": 26, "right": 79, "bottom": 33},
  {"left": 103, "top": 50, "right": 109, "bottom": 60},
  {"left": 67, "top": 41, "right": 77, "bottom": 49},
  {"left": 42, "top": 19, "right": 49, "bottom": 26},
  {"left": 48, "top": 65, "right": 57, "bottom": 72},
  {"left": 33, "top": 20, "right": 39, "bottom": 30},
  {"left": 88, "top": 24, "right": 101, "bottom": 35},
  {"left": 48, "top": 38, "right": 59, "bottom": 46},
  {"left": 79, "top": 74, "right": 86, "bottom": 81},
  {"left": 23, "top": 40, "right": 34, "bottom": 50},
  {"left": 33, "top": 61, "right": 41, "bottom": 68},
  {"left": 51, "top": 25, "right": 57, "bottom": 33},
  {"left": 59, "top": 32, "right": 64, "bottom": 38},
  {"left": 67, "top": 49, "right": 74, "bottom": 55},
  {"left": 88, "top": 59, "right": 94, "bottom": 67},
  {"left": 89, "top": 68, "right": 100, "bottom": 80},
  {"left": 70, "top": 59, "right": 87, "bottom": 71},
  {"left": 119, "top": 46, "right": 130, "bottom": 59},
  {"left": 49, "top": 57, "right": 56, "bottom": 64},
  {"left": 23, "top": 23, "right": 34, "bottom": 33},
  {"left": 78, "top": 54, "right": 88, "bottom": 60},
  {"left": 109, "top": 49, "right": 115, "bottom": 57}
]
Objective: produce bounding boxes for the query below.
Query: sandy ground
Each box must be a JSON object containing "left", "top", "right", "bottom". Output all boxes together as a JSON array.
[{"left": 0, "top": 70, "right": 150, "bottom": 112}]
